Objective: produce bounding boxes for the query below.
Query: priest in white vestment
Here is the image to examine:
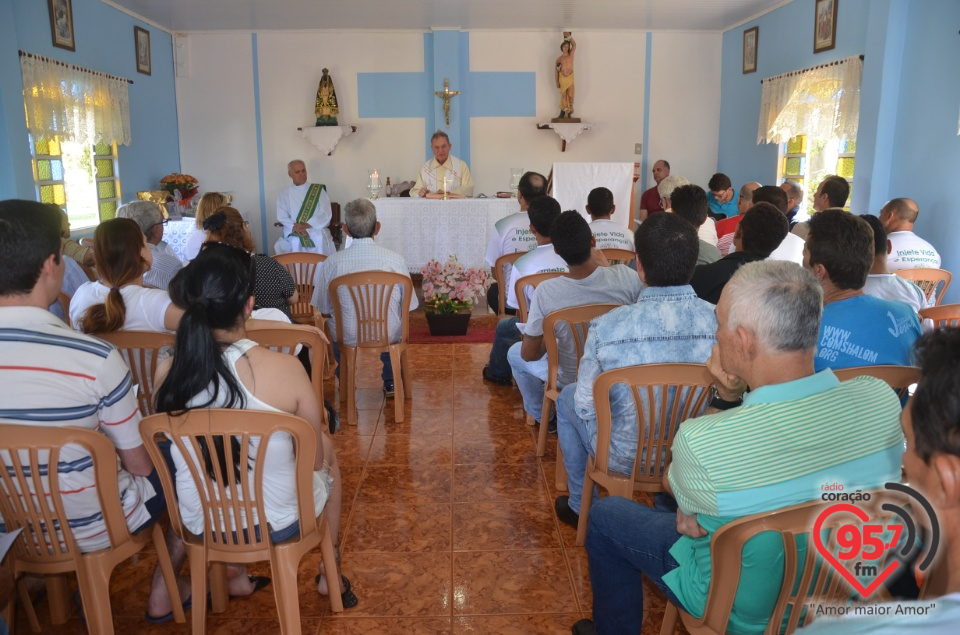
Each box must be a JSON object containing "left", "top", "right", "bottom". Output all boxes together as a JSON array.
[
  {"left": 408, "top": 131, "right": 474, "bottom": 199},
  {"left": 274, "top": 159, "right": 336, "bottom": 255}
]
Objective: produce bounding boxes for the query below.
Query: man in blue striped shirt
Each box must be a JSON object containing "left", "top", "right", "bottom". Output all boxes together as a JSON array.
[{"left": 0, "top": 200, "right": 187, "bottom": 622}]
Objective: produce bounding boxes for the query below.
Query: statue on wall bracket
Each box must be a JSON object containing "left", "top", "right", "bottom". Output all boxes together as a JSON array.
[
  {"left": 315, "top": 68, "right": 339, "bottom": 126},
  {"left": 553, "top": 32, "right": 580, "bottom": 123}
]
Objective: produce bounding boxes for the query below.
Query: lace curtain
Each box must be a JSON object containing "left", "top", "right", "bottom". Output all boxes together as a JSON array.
[
  {"left": 757, "top": 56, "right": 862, "bottom": 145},
  {"left": 20, "top": 53, "right": 132, "bottom": 147}
]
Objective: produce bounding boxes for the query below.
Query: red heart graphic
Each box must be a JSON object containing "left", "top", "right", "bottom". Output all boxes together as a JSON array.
[{"left": 812, "top": 503, "right": 900, "bottom": 598}]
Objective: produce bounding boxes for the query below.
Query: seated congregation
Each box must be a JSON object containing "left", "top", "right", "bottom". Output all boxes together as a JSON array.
[{"left": 0, "top": 160, "right": 956, "bottom": 635}]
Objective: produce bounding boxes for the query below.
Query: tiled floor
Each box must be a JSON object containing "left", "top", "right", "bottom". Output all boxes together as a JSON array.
[{"left": 12, "top": 343, "right": 675, "bottom": 634}]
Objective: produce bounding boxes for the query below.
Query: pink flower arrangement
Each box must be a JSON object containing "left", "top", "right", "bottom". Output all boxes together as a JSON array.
[{"left": 421, "top": 256, "right": 492, "bottom": 314}]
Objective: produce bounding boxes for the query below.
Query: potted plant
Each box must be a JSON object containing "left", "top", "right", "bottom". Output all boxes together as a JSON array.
[
  {"left": 159, "top": 173, "right": 199, "bottom": 207},
  {"left": 421, "top": 256, "right": 491, "bottom": 336}
]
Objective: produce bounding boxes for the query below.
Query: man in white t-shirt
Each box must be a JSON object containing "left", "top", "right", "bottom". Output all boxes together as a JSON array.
[
  {"left": 880, "top": 197, "right": 941, "bottom": 271},
  {"left": 483, "top": 196, "right": 567, "bottom": 386},
  {"left": 274, "top": 159, "right": 336, "bottom": 256},
  {"left": 508, "top": 211, "right": 643, "bottom": 429},
  {"left": 586, "top": 186, "right": 634, "bottom": 251},
  {"left": 484, "top": 171, "right": 547, "bottom": 314},
  {"left": 0, "top": 200, "right": 188, "bottom": 622},
  {"left": 860, "top": 214, "right": 930, "bottom": 312},
  {"left": 754, "top": 185, "right": 805, "bottom": 265}
]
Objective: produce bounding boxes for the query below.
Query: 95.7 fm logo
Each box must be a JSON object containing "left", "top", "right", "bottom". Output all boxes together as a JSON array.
[{"left": 814, "top": 482, "right": 939, "bottom": 598}]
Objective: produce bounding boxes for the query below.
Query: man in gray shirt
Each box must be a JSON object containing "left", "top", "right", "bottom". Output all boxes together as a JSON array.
[{"left": 508, "top": 211, "right": 644, "bottom": 430}]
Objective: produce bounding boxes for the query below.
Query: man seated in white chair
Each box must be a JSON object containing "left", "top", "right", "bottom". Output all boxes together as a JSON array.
[{"left": 274, "top": 159, "right": 336, "bottom": 256}]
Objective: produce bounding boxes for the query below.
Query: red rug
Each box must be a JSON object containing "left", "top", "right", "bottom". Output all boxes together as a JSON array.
[{"left": 408, "top": 326, "right": 496, "bottom": 344}]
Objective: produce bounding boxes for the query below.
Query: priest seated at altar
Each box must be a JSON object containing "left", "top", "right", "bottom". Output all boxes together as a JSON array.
[{"left": 408, "top": 131, "right": 473, "bottom": 199}]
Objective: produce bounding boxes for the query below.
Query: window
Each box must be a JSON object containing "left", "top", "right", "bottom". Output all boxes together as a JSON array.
[
  {"left": 777, "top": 134, "right": 855, "bottom": 216},
  {"left": 31, "top": 137, "right": 121, "bottom": 230}
]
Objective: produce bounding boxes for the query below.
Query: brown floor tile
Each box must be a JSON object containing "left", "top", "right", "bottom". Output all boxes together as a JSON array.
[
  {"left": 337, "top": 408, "right": 380, "bottom": 435},
  {"left": 454, "top": 433, "right": 538, "bottom": 465},
  {"left": 565, "top": 546, "right": 593, "bottom": 613},
  {"left": 451, "top": 344, "right": 493, "bottom": 366},
  {"left": 379, "top": 408, "right": 454, "bottom": 435},
  {"left": 406, "top": 346, "right": 456, "bottom": 370},
  {"left": 366, "top": 434, "right": 454, "bottom": 466},
  {"left": 319, "top": 616, "right": 452, "bottom": 634},
  {"left": 356, "top": 465, "right": 453, "bottom": 504},
  {"left": 453, "top": 501, "right": 561, "bottom": 551},
  {"left": 331, "top": 435, "right": 374, "bottom": 467},
  {"left": 453, "top": 614, "right": 583, "bottom": 634},
  {"left": 453, "top": 407, "right": 527, "bottom": 436},
  {"left": 452, "top": 550, "right": 576, "bottom": 614},
  {"left": 344, "top": 502, "right": 451, "bottom": 553},
  {"left": 453, "top": 463, "right": 549, "bottom": 503},
  {"left": 331, "top": 552, "right": 451, "bottom": 617}
]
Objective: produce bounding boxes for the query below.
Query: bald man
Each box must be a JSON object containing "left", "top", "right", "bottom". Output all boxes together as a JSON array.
[{"left": 879, "top": 198, "right": 941, "bottom": 271}]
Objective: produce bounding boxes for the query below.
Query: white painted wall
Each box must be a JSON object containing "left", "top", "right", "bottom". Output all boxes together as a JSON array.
[
  {"left": 176, "top": 29, "right": 722, "bottom": 250},
  {"left": 175, "top": 33, "right": 262, "bottom": 243},
  {"left": 647, "top": 32, "right": 723, "bottom": 191}
]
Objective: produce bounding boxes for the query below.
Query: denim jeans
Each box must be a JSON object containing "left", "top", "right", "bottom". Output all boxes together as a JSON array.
[
  {"left": 586, "top": 496, "right": 684, "bottom": 634},
  {"left": 332, "top": 342, "right": 393, "bottom": 382},
  {"left": 556, "top": 383, "right": 595, "bottom": 513},
  {"left": 486, "top": 317, "right": 521, "bottom": 379},
  {"left": 506, "top": 342, "right": 552, "bottom": 422}
]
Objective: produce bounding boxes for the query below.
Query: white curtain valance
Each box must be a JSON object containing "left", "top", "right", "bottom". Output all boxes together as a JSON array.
[
  {"left": 20, "top": 52, "right": 132, "bottom": 147},
  {"left": 757, "top": 55, "right": 862, "bottom": 145}
]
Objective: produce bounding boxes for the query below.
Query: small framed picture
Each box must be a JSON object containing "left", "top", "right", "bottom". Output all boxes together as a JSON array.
[
  {"left": 134, "top": 26, "right": 151, "bottom": 75},
  {"left": 742, "top": 27, "right": 758, "bottom": 74},
  {"left": 48, "top": 0, "right": 76, "bottom": 52},
  {"left": 814, "top": 0, "right": 838, "bottom": 54}
]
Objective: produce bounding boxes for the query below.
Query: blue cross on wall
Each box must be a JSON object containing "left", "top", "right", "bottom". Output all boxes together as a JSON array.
[{"left": 357, "top": 31, "right": 536, "bottom": 165}]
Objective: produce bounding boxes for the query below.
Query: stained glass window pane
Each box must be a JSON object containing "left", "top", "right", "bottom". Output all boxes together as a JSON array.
[
  {"left": 785, "top": 158, "right": 802, "bottom": 176},
  {"left": 51, "top": 160, "right": 64, "bottom": 181},
  {"left": 97, "top": 181, "right": 116, "bottom": 200},
  {"left": 99, "top": 200, "right": 117, "bottom": 221},
  {"left": 837, "top": 158, "right": 856, "bottom": 179},
  {"left": 95, "top": 159, "right": 114, "bottom": 178},
  {"left": 35, "top": 139, "right": 49, "bottom": 155},
  {"left": 37, "top": 160, "right": 52, "bottom": 181},
  {"left": 53, "top": 184, "right": 65, "bottom": 205},
  {"left": 787, "top": 136, "right": 807, "bottom": 154},
  {"left": 93, "top": 141, "right": 110, "bottom": 155},
  {"left": 48, "top": 138, "right": 61, "bottom": 156},
  {"left": 840, "top": 139, "right": 857, "bottom": 154},
  {"left": 39, "top": 185, "right": 54, "bottom": 203}
]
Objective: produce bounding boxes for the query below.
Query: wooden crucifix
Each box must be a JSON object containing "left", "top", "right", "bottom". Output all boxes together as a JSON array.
[{"left": 433, "top": 78, "right": 460, "bottom": 128}]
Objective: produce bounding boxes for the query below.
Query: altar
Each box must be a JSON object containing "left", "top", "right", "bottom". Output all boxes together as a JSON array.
[{"left": 371, "top": 197, "right": 520, "bottom": 272}]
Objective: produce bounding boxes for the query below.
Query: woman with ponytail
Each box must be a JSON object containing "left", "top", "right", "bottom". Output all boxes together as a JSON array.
[
  {"left": 154, "top": 243, "right": 356, "bottom": 607},
  {"left": 203, "top": 208, "right": 299, "bottom": 318},
  {"left": 70, "top": 218, "right": 184, "bottom": 333}
]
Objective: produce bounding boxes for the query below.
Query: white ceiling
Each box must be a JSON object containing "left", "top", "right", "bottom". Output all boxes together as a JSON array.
[{"left": 103, "top": 0, "right": 788, "bottom": 33}]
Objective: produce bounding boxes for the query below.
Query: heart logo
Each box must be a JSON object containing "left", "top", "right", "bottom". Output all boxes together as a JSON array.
[{"left": 812, "top": 503, "right": 901, "bottom": 597}]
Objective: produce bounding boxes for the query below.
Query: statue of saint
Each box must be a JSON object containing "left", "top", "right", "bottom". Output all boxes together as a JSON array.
[
  {"left": 315, "top": 68, "right": 339, "bottom": 126},
  {"left": 555, "top": 32, "right": 577, "bottom": 119}
]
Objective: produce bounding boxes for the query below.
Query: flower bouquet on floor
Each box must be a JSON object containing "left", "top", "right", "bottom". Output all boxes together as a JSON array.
[
  {"left": 159, "top": 173, "right": 199, "bottom": 207},
  {"left": 421, "top": 256, "right": 492, "bottom": 336}
]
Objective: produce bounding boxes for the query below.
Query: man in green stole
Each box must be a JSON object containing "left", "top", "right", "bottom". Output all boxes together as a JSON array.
[{"left": 274, "top": 159, "right": 336, "bottom": 255}]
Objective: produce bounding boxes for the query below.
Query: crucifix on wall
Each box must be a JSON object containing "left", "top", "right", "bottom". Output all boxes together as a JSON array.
[{"left": 434, "top": 78, "right": 460, "bottom": 128}]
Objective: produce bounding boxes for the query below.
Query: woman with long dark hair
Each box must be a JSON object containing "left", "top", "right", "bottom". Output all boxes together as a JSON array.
[
  {"left": 203, "top": 208, "right": 299, "bottom": 318},
  {"left": 154, "top": 243, "right": 355, "bottom": 606},
  {"left": 70, "top": 217, "right": 183, "bottom": 333}
]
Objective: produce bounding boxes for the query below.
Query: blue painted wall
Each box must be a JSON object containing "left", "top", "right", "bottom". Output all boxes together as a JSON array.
[
  {"left": 887, "top": 0, "right": 960, "bottom": 303},
  {"left": 719, "top": 0, "right": 960, "bottom": 302},
  {"left": 0, "top": 0, "right": 179, "bottom": 207},
  {"left": 718, "top": 0, "right": 870, "bottom": 190}
]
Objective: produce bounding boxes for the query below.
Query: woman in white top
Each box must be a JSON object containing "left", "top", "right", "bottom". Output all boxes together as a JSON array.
[
  {"left": 154, "top": 243, "right": 356, "bottom": 607},
  {"left": 71, "top": 218, "right": 184, "bottom": 333},
  {"left": 182, "top": 191, "right": 229, "bottom": 262}
]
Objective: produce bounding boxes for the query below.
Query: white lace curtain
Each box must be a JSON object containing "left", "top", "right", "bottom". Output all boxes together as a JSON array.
[
  {"left": 20, "top": 53, "right": 132, "bottom": 147},
  {"left": 757, "top": 55, "right": 862, "bottom": 145}
]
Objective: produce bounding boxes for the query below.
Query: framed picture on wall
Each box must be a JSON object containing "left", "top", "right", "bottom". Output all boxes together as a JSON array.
[
  {"left": 135, "top": 27, "right": 151, "bottom": 75},
  {"left": 814, "top": 0, "right": 838, "bottom": 53},
  {"left": 743, "top": 27, "right": 758, "bottom": 74},
  {"left": 48, "top": 0, "right": 76, "bottom": 51}
]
